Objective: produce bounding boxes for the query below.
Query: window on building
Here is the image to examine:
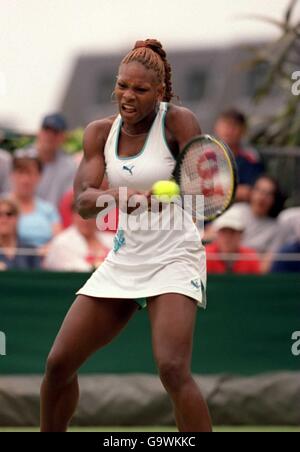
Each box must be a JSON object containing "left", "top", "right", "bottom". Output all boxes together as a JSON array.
[
  {"left": 185, "top": 69, "right": 207, "bottom": 101},
  {"left": 245, "top": 62, "right": 270, "bottom": 97},
  {"left": 96, "top": 73, "right": 115, "bottom": 104}
]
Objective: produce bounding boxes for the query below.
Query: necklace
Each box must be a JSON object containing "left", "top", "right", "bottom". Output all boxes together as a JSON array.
[{"left": 121, "top": 126, "right": 148, "bottom": 138}]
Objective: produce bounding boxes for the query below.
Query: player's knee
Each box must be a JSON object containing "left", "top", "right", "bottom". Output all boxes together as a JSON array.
[
  {"left": 158, "top": 359, "right": 190, "bottom": 392},
  {"left": 45, "top": 353, "right": 73, "bottom": 386}
]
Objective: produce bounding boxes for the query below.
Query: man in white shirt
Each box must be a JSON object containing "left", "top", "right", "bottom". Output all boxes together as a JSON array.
[{"left": 44, "top": 209, "right": 114, "bottom": 272}]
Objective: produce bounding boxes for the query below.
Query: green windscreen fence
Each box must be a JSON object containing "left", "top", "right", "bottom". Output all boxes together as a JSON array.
[{"left": 0, "top": 271, "right": 299, "bottom": 375}]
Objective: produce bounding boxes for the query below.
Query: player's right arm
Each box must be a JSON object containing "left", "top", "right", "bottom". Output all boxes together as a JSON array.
[
  {"left": 74, "top": 119, "right": 144, "bottom": 219},
  {"left": 74, "top": 119, "right": 119, "bottom": 219}
]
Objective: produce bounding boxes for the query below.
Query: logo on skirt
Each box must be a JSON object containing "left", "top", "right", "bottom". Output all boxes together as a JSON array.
[{"left": 191, "top": 279, "right": 201, "bottom": 291}]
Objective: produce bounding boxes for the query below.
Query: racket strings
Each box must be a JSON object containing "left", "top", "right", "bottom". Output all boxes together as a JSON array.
[{"left": 178, "top": 141, "right": 234, "bottom": 219}]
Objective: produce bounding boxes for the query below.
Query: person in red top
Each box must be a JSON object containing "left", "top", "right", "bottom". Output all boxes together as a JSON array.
[
  {"left": 59, "top": 176, "right": 119, "bottom": 232},
  {"left": 206, "top": 208, "right": 261, "bottom": 274}
]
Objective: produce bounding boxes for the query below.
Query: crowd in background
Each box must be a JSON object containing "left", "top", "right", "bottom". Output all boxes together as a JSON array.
[{"left": 0, "top": 110, "right": 299, "bottom": 274}]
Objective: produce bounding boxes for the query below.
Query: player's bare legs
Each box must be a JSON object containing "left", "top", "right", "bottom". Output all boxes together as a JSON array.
[
  {"left": 40, "top": 295, "right": 138, "bottom": 432},
  {"left": 147, "top": 293, "right": 212, "bottom": 432}
]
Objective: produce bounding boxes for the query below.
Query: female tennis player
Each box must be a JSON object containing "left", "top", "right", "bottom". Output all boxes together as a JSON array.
[{"left": 40, "top": 39, "right": 212, "bottom": 432}]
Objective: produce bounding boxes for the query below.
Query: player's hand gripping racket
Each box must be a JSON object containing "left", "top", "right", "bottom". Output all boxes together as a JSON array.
[{"left": 153, "top": 135, "right": 238, "bottom": 222}]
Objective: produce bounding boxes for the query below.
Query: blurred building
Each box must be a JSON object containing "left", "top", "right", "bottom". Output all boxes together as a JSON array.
[
  {"left": 60, "top": 44, "right": 282, "bottom": 132},
  {"left": 60, "top": 44, "right": 300, "bottom": 206}
]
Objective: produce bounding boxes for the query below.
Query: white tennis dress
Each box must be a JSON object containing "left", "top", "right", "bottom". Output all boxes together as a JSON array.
[{"left": 77, "top": 102, "right": 207, "bottom": 309}]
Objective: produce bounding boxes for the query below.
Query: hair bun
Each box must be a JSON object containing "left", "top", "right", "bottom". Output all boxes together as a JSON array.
[
  {"left": 134, "top": 40, "right": 147, "bottom": 49},
  {"left": 134, "top": 39, "right": 166, "bottom": 59}
]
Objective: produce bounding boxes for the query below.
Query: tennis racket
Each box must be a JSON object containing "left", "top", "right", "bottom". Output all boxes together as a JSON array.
[{"left": 172, "top": 134, "right": 238, "bottom": 222}]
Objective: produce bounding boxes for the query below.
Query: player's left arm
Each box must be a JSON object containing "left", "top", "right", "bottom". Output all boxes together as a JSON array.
[{"left": 165, "top": 105, "right": 202, "bottom": 153}]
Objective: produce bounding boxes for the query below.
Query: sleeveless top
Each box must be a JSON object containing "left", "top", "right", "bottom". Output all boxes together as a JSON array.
[
  {"left": 77, "top": 102, "right": 207, "bottom": 309},
  {"left": 104, "top": 102, "right": 175, "bottom": 191}
]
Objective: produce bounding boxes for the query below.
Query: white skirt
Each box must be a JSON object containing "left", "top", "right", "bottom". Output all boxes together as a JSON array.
[{"left": 77, "top": 208, "right": 207, "bottom": 310}]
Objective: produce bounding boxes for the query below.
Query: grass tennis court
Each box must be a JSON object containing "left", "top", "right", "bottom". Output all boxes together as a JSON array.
[{"left": 1, "top": 426, "right": 299, "bottom": 433}]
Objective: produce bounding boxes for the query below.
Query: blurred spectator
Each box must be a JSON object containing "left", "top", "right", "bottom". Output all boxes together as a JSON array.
[
  {"left": 10, "top": 151, "right": 61, "bottom": 248},
  {"left": 29, "top": 113, "right": 77, "bottom": 207},
  {"left": 59, "top": 190, "right": 74, "bottom": 229},
  {"left": 0, "top": 197, "right": 40, "bottom": 270},
  {"left": 206, "top": 208, "right": 261, "bottom": 274},
  {"left": 227, "top": 175, "right": 285, "bottom": 272},
  {"left": 44, "top": 206, "right": 112, "bottom": 272},
  {"left": 276, "top": 208, "right": 300, "bottom": 249},
  {"left": 228, "top": 176, "right": 284, "bottom": 252},
  {"left": 271, "top": 210, "right": 300, "bottom": 273},
  {"left": 59, "top": 151, "right": 83, "bottom": 229},
  {"left": 59, "top": 175, "right": 119, "bottom": 232},
  {"left": 214, "top": 109, "right": 264, "bottom": 202},
  {"left": 73, "top": 150, "right": 83, "bottom": 167},
  {"left": 0, "top": 149, "right": 11, "bottom": 194}
]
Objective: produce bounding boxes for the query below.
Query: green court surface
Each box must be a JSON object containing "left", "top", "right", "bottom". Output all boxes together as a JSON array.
[{"left": 0, "top": 426, "right": 299, "bottom": 433}]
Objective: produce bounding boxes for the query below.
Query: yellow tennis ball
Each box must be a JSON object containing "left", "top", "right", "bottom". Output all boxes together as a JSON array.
[{"left": 152, "top": 180, "right": 180, "bottom": 202}]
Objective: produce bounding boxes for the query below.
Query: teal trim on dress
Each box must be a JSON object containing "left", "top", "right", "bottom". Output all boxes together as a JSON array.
[
  {"left": 115, "top": 111, "right": 157, "bottom": 161},
  {"left": 113, "top": 228, "right": 126, "bottom": 253},
  {"left": 162, "top": 103, "right": 176, "bottom": 158}
]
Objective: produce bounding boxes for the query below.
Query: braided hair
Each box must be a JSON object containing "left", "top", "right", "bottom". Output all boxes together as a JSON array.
[{"left": 121, "top": 39, "right": 174, "bottom": 102}]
